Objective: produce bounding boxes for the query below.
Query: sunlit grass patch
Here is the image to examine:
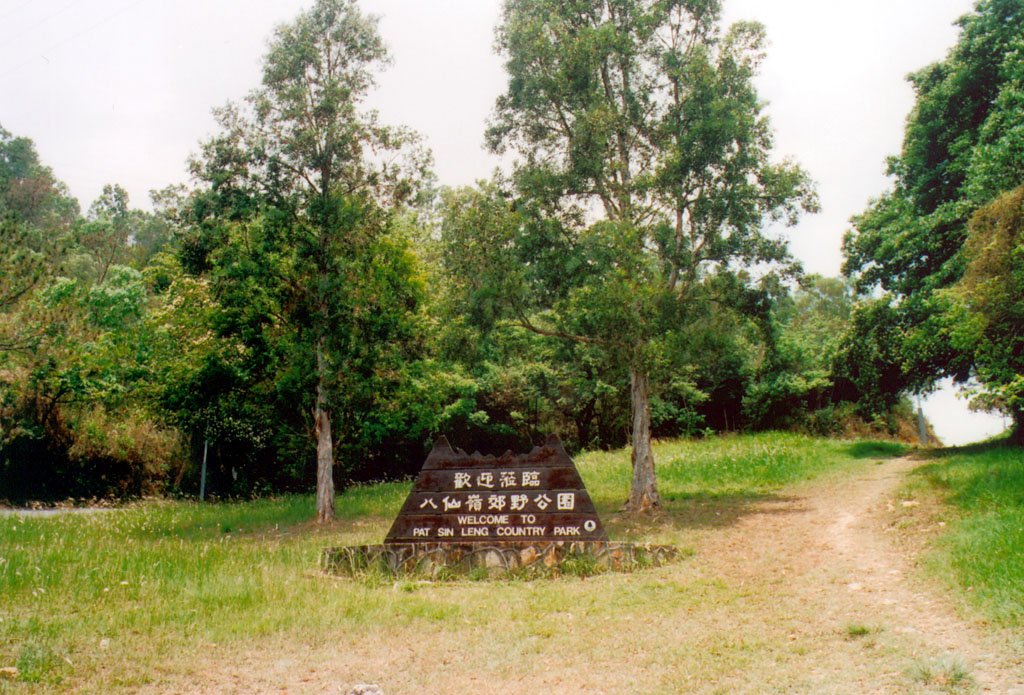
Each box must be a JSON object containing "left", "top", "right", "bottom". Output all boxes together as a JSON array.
[
  {"left": 844, "top": 622, "right": 884, "bottom": 640},
  {"left": 577, "top": 431, "right": 907, "bottom": 508},
  {"left": 574, "top": 432, "right": 908, "bottom": 548},
  {"left": 335, "top": 481, "right": 411, "bottom": 521},
  {"left": 12, "top": 639, "right": 69, "bottom": 685},
  {"left": 0, "top": 495, "right": 391, "bottom": 689},
  {"left": 844, "top": 440, "right": 908, "bottom": 459},
  {"left": 910, "top": 438, "right": 1024, "bottom": 627}
]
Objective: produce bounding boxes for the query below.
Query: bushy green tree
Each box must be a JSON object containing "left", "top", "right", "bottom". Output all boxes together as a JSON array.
[
  {"left": 181, "top": 0, "right": 430, "bottom": 520},
  {"left": 744, "top": 277, "right": 853, "bottom": 431},
  {"left": 950, "top": 186, "right": 1024, "bottom": 441},
  {"left": 452, "top": 0, "right": 816, "bottom": 511},
  {"left": 843, "top": 0, "right": 1024, "bottom": 410},
  {"left": 0, "top": 125, "right": 78, "bottom": 352}
]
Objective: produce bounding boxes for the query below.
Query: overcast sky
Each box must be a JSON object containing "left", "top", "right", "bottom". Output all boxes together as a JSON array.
[{"left": 0, "top": 0, "right": 1006, "bottom": 445}]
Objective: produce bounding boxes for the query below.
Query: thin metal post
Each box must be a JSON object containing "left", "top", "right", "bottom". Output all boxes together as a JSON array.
[{"left": 200, "top": 438, "right": 208, "bottom": 500}]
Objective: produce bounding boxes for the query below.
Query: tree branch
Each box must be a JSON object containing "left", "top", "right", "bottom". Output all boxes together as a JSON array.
[{"left": 511, "top": 300, "right": 612, "bottom": 347}]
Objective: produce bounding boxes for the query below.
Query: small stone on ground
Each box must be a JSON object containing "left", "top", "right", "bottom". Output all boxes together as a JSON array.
[{"left": 348, "top": 684, "right": 383, "bottom": 695}]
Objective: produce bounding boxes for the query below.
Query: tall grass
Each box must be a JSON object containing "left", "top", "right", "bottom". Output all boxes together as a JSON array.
[
  {"left": 0, "top": 432, "right": 906, "bottom": 692},
  {"left": 912, "top": 438, "right": 1024, "bottom": 626},
  {"left": 0, "top": 489, "right": 410, "bottom": 692}
]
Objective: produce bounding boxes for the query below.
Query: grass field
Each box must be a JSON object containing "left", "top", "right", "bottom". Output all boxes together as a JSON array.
[
  {"left": 1, "top": 432, "right": 910, "bottom": 693},
  {"left": 906, "top": 437, "right": 1024, "bottom": 627}
]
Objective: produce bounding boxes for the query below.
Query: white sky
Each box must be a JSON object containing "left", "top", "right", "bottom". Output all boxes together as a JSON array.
[{"left": 0, "top": 0, "right": 1006, "bottom": 445}]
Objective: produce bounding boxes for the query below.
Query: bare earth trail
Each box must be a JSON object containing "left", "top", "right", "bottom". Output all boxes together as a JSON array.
[
  {"left": 693, "top": 456, "right": 1024, "bottom": 694},
  {"left": 139, "top": 457, "right": 1024, "bottom": 695}
]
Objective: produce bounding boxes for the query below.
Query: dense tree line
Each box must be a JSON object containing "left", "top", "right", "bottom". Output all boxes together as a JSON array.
[
  {"left": 3, "top": 0, "right": 1021, "bottom": 509},
  {"left": 843, "top": 0, "right": 1024, "bottom": 441}
]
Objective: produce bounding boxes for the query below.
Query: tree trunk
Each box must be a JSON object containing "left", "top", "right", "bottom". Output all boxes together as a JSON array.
[
  {"left": 1013, "top": 408, "right": 1024, "bottom": 447},
  {"left": 314, "top": 340, "right": 335, "bottom": 523},
  {"left": 625, "top": 367, "right": 660, "bottom": 512}
]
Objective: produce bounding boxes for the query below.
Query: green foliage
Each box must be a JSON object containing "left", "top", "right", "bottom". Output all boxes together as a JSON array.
[
  {"left": 1, "top": 126, "right": 190, "bottom": 503},
  {"left": 949, "top": 186, "right": 1024, "bottom": 440},
  {"left": 176, "top": 0, "right": 435, "bottom": 505},
  {"left": 0, "top": 125, "right": 78, "bottom": 347},
  {"left": 437, "top": 189, "right": 870, "bottom": 447},
  {"left": 832, "top": 299, "right": 912, "bottom": 417},
  {"left": 842, "top": 0, "right": 1024, "bottom": 413},
  {"left": 448, "top": 2, "right": 815, "bottom": 506},
  {"left": 429, "top": 270, "right": 632, "bottom": 454},
  {"left": 0, "top": 254, "right": 187, "bottom": 502},
  {"left": 482, "top": 0, "right": 817, "bottom": 356},
  {"left": 741, "top": 276, "right": 857, "bottom": 430},
  {"left": 0, "top": 2, "right": 921, "bottom": 506}
]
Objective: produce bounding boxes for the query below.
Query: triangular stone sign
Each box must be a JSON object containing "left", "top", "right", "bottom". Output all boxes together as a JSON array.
[{"left": 385, "top": 434, "right": 609, "bottom": 543}]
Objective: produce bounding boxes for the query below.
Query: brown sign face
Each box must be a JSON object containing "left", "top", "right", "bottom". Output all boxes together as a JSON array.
[{"left": 384, "top": 435, "right": 609, "bottom": 543}]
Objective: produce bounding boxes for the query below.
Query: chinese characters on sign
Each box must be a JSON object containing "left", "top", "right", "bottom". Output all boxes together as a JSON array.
[
  {"left": 453, "top": 470, "right": 543, "bottom": 490},
  {"left": 384, "top": 435, "right": 608, "bottom": 543}
]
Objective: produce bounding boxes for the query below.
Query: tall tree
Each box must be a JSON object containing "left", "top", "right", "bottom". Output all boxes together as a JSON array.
[
  {"left": 842, "top": 0, "right": 1024, "bottom": 407},
  {"left": 458, "top": 0, "right": 815, "bottom": 511},
  {"left": 184, "top": 0, "right": 428, "bottom": 521}
]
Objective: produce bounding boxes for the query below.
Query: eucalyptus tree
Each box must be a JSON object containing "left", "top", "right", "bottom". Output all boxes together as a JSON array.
[
  {"left": 185, "top": 0, "right": 430, "bottom": 521},
  {"left": 466, "top": 0, "right": 816, "bottom": 510}
]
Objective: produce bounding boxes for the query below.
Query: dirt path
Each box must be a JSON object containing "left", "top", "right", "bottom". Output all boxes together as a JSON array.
[
  {"left": 137, "top": 456, "right": 1024, "bottom": 695},
  {"left": 695, "top": 456, "right": 1024, "bottom": 694}
]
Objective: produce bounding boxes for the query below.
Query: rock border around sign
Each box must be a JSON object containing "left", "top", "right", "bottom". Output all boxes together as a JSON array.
[
  {"left": 321, "top": 541, "right": 681, "bottom": 579},
  {"left": 324, "top": 436, "right": 679, "bottom": 578}
]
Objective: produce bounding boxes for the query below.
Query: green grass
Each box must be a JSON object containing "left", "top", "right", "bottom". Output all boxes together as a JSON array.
[
  {"left": 0, "top": 488, "right": 411, "bottom": 693},
  {"left": 905, "top": 656, "right": 974, "bottom": 692},
  {"left": 579, "top": 431, "right": 905, "bottom": 503},
  {"left": 844, "top": 622, "right": 879, "bottom": 638},
  {"left": 0, "top": 431, "right": 907, "bottom": 692},
  {"left": 577, "top": 432, "right": 907, "bottom": 545},
  {"left": 910, "top": 437, "right": 1024, "bottom": 626}
]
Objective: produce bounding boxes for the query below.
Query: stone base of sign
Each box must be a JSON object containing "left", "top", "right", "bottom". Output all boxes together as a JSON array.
[{"left": 321, "top": 541, "right": 680, "bottom": 578}]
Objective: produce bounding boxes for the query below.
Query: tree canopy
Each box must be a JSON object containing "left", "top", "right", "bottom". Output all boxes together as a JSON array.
[
  {"left": 444, "top": 0, "right": 817, "bottom": 511},
  {"left": 842, "top": 0, "right": 1024, "bottom": 414},
  {"left": 15, "top": 0, "right": 1014, "bottom": 508},
  {"left": 949, "top": 186, "right": 1024, "bottom": 441}
]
